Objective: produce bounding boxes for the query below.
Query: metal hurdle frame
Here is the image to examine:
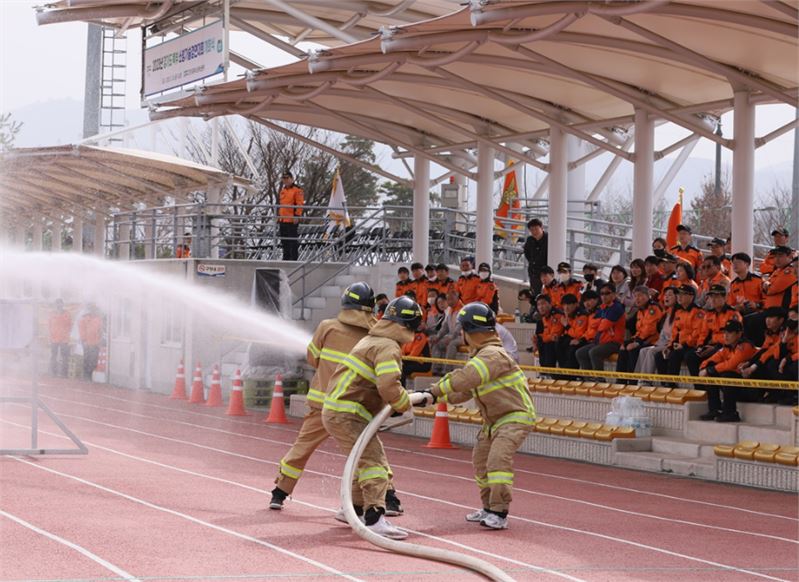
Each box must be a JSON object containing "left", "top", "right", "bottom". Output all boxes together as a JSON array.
[{"left": 0, "top": 299, "right": 88, "bottom": 455}]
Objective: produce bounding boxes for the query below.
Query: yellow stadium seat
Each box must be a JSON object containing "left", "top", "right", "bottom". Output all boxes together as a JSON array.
[
  {"left": 612, "top": 426, "right": 636, "bottom": 439},
  {"left": 666, "top": 388, "right": 689, "bottom": 404},
  {"left": 457, "top": 345, "right": 470, "bottom": 353},
  {"left": 793, "top": 406, "right": 798, "bottom": 417},
  {"left": 546, "top": 383, "right": 563, "bottom": 394},
  {"left": 549, "top": 419, "right": 574, "bottom": 436},
  {"left": 732, "top": 441, "right": 761, "bottom": 460},
  {"left": 684, "top": 390, "right": 707, "bottom": 401},
  {"left": 594, "top": 426, "right": 617, "bottom": 441},
  {"left": 775, "top": 446, "right": 799, "bottom": 466},
  {"left": 579, "top": 422, "right": 604, "bottom": 439},
  {"left": 535, "top": 418, "right": 558, "bottom": 433},
  {"left": 607, "top": 353, "right": 618, "bottom": 363},
  {"left": 555, "top": 379, "right": 570, "bottom": 386},
  {"left": 563, "top": 421, "right": 588, "bottom": 437},
  {"left": 560, "top": 383, "right": 577, "bottom": 395},
  {"left": 409, "top": 371, "right": 433, "bottom": 379},
  {"left": 753, "top": 444, "right": 782, "bottom": 463},
  {"left": 574, "top": 383, "right": 591, "bottom": 396},
  {"left": 496, "top": 313, "right": 515, "bottom": 324},
  {"left": 450, "top": 406, "right": 469, "bottom": 421},
  {"left": 467, "top": 409, "right": 483, "bottom": 424},
  {"left": 634, "top": 386, "right": 656, "bottom": 400},
  {"left": 648, "top": 387, "right": 673, "bottom": 403},
  {"left": 619, "top": 387, "right": 639, "bottom": 397},
  {"left": 539, "top": 378, "right": 556, "bottom": 386},
  {"left": 589, "top": 386, "right": 606, "bottom": 397},
  {"left": 594, "top": 382, "right": 611, "bottom": 390},
  {"left": 713, "top": 445, "right": 735, "bottom": 458},
  {"left": 568, "top": 380, "right": 585, "bottom": 388},
  {"left": 603, "top": 385, "right": 624, "bottom": 398}
]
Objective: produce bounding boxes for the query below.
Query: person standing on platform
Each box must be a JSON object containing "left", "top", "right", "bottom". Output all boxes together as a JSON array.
[
  {"left": 78, "top": 304, "right": 103, "bottom": 380},
  {"left": 523, "top": 218, "right": 547, "bottom": 296},
  {"left": 49, "top": 299, "right": 72, "bottom": 377},
  {"left": 277, "top": 171, "right": 304, "bottom": 261}
]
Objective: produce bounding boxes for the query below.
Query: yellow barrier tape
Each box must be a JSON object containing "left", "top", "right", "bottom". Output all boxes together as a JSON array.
[{"left": 402, "top": 355, "right": 799, "bottom": 391}]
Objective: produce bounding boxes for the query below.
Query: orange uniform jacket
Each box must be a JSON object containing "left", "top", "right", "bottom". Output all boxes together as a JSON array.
[
  {"left": 660, "top": 276, "right": 681, "bottom": 302},
  {"left": 727, "top": 272, "right": 763, "bottom": 309},
  {"left": 581, "top": 311, "right": 602, "bottom": 343},
  {"left": 782, "top": 330, "right": 799, "bottom": 362},
  {"left": 750, "top": 330, "right": 782, "bottom": 365},
  {"left": 791, "top": 282, "right": 798, "bottom": 310},
  {"left": 670, "top": 244, "right": 703, "bottom": 272},
  {"left": 413, "top": 279, "right": 429, "bottom": 304},
  {"left": 538, "top": 310, "right": 565, "bottom": 343},
  {"left": 549, "top": 280, "right": 581, "bottom": 309},
  {"left": 429, "top": 277, "right": 455, "bottom": 297},
  {"left": 78, "top": 314, "right": 103, "bottom": 346},
  {"left": 474, "top": 280, "right": 498, "bottom": 311},
  {"left": 761, "top": 250, "right": 799, "bottom": 276},
  {"left": 632, "top": 302, "right": 663, "bottom": 345},
  {"left": 718, "top": 255, "right": 732, "bottom": 278},
  {"left": 763, "top": 265, "right": 798, "bottom": 309},
  {"left": 695, "top": 306, "right": 742, "bottom": 346},
  {"left": 395, "top": 280, "right": 415, "bottom": 298},
  {"left": 565, "top": 310, "right": 590, "bottom": 341},
  {"left": 49, "top": 311, "right": 72, "bottom": 344},
  {"left": 699, "top": 271, "right": 730, "bottom": 297},
  {"left": 701, "top": 340, "right": 757, "bottom": 374},
  {"left": 278, "top": 186, "right": 304, "bottom": 222},
  {"left": 456, "top": 274, "right": 481, "bottom": 304},
  {"left": 671, "top": 304, "right": 701, "bottom": 348},
  {"left": 402, "top": 332, "right": 430, "bottom": 358}
]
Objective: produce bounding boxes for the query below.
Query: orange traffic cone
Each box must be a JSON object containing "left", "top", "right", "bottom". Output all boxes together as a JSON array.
[
  {"left": 226, "top": 369, "right": 248, "bottom": 416},
  {"left": 424, "top": 402, "right": 455, "bottom": 449},
  {"left": 170, "top": 360, "right": 187, "bottom": 400},
  {"left": 206, "top": 365, "right": 223, "bottom": 407},
  {"left": 265, "top": 373, "right": 288, "bottom": 424},
  {"left": 189, "top": 362, "right": 205, "bottom": 404}
]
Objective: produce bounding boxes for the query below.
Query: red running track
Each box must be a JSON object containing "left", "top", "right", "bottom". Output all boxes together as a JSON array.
[{"left": 0, "top": 377, "right": 796, "bottom": 582}]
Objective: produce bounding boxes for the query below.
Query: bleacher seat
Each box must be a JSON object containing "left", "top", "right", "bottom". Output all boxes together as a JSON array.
[{"left": 715, "top": 442, "right": 799, "bottom": 466}]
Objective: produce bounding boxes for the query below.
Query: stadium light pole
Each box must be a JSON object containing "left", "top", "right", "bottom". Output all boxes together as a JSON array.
[
  {"left": 731, "top": 91, "right": 755, "bottom": 258},
  {"left": 548, "top": 126, "right": 568, "bottom": 266},
  {"left": 632, "top": 108, "right": 654, "bottom": 261}
]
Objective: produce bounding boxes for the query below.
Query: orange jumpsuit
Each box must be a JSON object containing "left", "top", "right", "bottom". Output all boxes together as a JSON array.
[
  {"left": 670, "top": 244, "right": 703, "bottom": 272},
  {"left": 456, "top": 274, "right": 481, "bottom": 304},
  {"left": 696, "top": 306, "right": 742, "bottom": 346},
  {"left": 631, "top": 302, "right": 663, "bottom": 345},
  {"left": 727, "top": 273, "right": 763, "bottom": 311},
  {"left": 763, "top": 266, "right": 797, "bottom": 308}
]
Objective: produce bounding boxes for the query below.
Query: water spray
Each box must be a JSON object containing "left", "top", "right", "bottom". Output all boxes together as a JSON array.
[{"left": 340, "top": 393, "right": 516, "bottom": 582}]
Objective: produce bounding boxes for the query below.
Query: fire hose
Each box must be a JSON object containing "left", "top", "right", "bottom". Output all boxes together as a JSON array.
[{"left": 340, "top": 392, "right": 516, "bottom": 582}]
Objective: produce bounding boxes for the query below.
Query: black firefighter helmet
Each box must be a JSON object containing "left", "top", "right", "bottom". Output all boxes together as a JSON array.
[
  {"left": 382, "top": 296, "right": 423, "bottom": 331},
  {"left": 341, "top": 282, "right": 375, "bottom": 312},
  {"left": 458, "top": 301, "right": 497, "bottom": 333}
]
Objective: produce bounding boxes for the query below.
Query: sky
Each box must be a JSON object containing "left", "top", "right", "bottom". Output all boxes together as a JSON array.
[{"left": 0, "top": 0, "right": 795, "bottom": 180}]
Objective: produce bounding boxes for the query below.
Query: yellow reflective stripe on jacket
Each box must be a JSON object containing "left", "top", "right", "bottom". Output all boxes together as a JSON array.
[
  {"left": 323, "top": 398, "right": 374, "bottom": 422},
  {"left": 342, "top": 354, "right": 377, "bottom": 383},
  {"left": 438, "top": 375, "right": 454, "bottom": 401},
  {"left": 329, "top": 369, "right": 357, "bottom": 401},
  {"left": 279, "top": 459, "right": 303, "bottom": 479},
  {"left": 320, "top": 347, "right": 348, "bottom": 365},
  {"left": 357, "top": 465, "right": 389, "bottom": 482},
  {"left": 474, "top": 475, "right": 488, "bottom": 489},
  {"left": 475, "top": 370, "right": 527, "bottom": 398},
  {"left": 307, "top": 341, "right": 321, "bottom": 358},
  {"left": 491, "top": 410, "right": 536, "bottom": 432},
  {"left": 486, "top": 470, "right": 514, "bottom": 486},
  {"left": 375, "top": 360, "right": 401, "bottom": 376},
  {"left": 390, "top": 389, "right": 410, "bottom": 410},
  {"left": 467, "top": 357, "right": 490, "bottom": 384},
  {"left": 306, "top": 388, "right": 326, "bottom": 404}
]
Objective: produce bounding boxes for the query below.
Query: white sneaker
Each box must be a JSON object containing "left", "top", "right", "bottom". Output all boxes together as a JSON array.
[
  {"left": 480, "top": 513, "right": 509, "bottom": 530},
  {"left": 465, "top": 509, "right": 490, "bottom": 522},
  {"left": 334, "top": 508, "right": 364, "bottom": 524},
  {"left": 367, "top": 515, "right": 408, "bottom": 540}
]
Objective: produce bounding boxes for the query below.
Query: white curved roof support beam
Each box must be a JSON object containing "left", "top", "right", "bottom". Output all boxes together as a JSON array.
[
  {"left": 586, "top": 137, "right": 635, "bottom": 202},
  {"left": 248, "top": 116, "right": 412, "bottom": 186},
  {"left": 755, "top": 117, "right": 799, "bottom": 148},
  {"left": 260, "top": 0, "right": 359, "bottom": 44},
  {"left": 604, "top": 15, "right": 797, "bottom": 106},
  {"left": 0, "top": 175, "right": 96, "bottom": 212},
  {"left": 36, "top": 0, "right": 174, "bottom": 26},
  {"left": 230, "top": 16, "right": 307, "bottom": 58},
  {"left": 11, "top": 170, "right": 104, "bottom": 208},
  {"left": 47, "top": 162, "right": 151, "bottom": 203}
]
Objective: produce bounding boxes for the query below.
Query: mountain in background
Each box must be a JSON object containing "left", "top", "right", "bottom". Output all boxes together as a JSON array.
[{"left": 8, "top": 98, "right": 795, "bottom": 205}]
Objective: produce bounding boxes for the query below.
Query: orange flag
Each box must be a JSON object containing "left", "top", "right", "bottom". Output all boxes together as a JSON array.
[
  {"left": 495, "top": 162, "right": 523, "bottom": 239},
  {"left": 665, "top": 187, "right": 684, "bottom": 248}
]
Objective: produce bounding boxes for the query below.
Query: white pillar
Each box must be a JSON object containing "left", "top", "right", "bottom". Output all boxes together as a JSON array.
[
  {"left": 732, "top": 91, "right": 755, "bottom": 258},
  {"left": 566, "top": 135, "right": 587, "bottom": 264},
  {"left": 14, "top": 223, "right": 25, "bottom": 248},
  {"left": 52, "top": 220, "right": 64, "bottom": 252},
  {"left": 32, "top": 216, "right": 43, "bottom": 251},
  {"left": 632, "top": 109, "right": 655, "bottom": 261},
  {"left": 412, "top": 156, "right": 430, "bottom": 264},
  {"left": 119, "top": 218, "right": 132, "bottom": 260},
  {"left": 73, "top": 215, "right": 84, "bottom": 253},
  {"left": 476, "top": 141, "right": 495, "bottom": 267},
  {"left": 207, "top": 185, "right": 222, "bottom": 259},
  {"left": 95, "top": 214, "right": 107, "bottom": 258},
  {"left": 143, "top": 217, "right": 154, "bottom": 260},
  {"left": 548, "top": 127, "right": 568, "bottom": 266},
  {"left": 211, "top": 118, "right": 220, "bottom": 168}
]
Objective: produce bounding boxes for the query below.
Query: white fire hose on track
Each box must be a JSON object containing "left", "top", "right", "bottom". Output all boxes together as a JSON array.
[{"left": 340, "top": 393, "right": 516, "bottom": 582}]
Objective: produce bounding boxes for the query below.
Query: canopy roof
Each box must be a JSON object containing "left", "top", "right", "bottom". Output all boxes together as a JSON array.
[
  {"left": 149, "top": 0, "right": 798, "bottom": 174},
  {"left": 0, "top": 145, "right": 247, "bottom": 218}
]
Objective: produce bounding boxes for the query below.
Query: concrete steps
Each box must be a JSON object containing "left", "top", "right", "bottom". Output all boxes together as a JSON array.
[
  {"left": 614, "top": 451, "right": 716, "bottom": 479},
  {"left": 651, "top": 437, "right": 717, "bottom": 459},
  {"left": 686, "top": 420, "right": 793, "bottom": 446}
]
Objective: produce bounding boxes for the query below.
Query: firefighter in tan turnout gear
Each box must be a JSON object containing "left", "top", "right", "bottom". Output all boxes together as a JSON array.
[
  {"left": 270, "top": 282, "right": 402, "bottom": 515},
  {"left": 322, "top": 295, "right": 424, "bottom": 540},
  {"left": 423, "top": 302, "right": 536, "bottom": 530}
]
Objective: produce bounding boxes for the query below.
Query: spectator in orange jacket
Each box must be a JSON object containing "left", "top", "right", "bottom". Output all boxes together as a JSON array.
[
  {"left": 429, "top": 263, "right": 456, "bottom": 296},
  {"left": 400, "top": 323, "right": 431, "bottom": 387},
  {"left": 655, "top": 285, "right": 700, "bottom": 381},
  {"left": 685, "top": 285, "right": 741, "bottom": 379},
  {"left": 532, "top": 294, "right": 563, "bottom": 371},
  {"left": 769, "top": 319, "right": 798, "bottom": 404},
  {"left": 551, "top": 262, "right": 582, "bottom": 310},
  {"left": 474, "top": 262, "right": 499, "bottom": 312},
  {"left": 455, "top": 257, "right": 481, "bottom": 304},
  {"left": 78, "top": 304, "right": 103, "bottom": 380},
  {"left": 698, "top": 320, "right": 757, "bottom": 422},
  {"left": 707, "top": 237, "right": 732, "bottom": 277},
  {"left": 616, "top": 286, "right": 663, "bottom": 380},
  {"left": 575, "top": 284, "right": 625, "bottom": 370},
  {"left": 278, "top": 171, "right": 304, "bottom": 261},
  {"left": 739, "top": 307, "right": 787, "bottom": 401},
  {"left": 728, "top": 252, "right": 763, "bottom": 313},
  {"left": 395, "top": 266, "right": 414, "bottom": 298},
  {"left": 175, "top": 232, "right": 191, "bottom": 258},
  {"left": 49, "top": 299, "right": 72, "bottom": 377},
  {"left": 759, "top": 227, "right": 794, "bottom": 276},
  {"left": 670, "top": 224, "right": 704, "bottom": 274},
  {"left": 697, "top": 255, "right": 730, "bottom": 307},
  {"left": 762, "top": 246, "right": 797, "bottom": 308},
  {"left": 410, "top": 262, "right": 428, "bottom": 304},
  {"left": 557, "top": 292, "right": 591, "bottom": 376}
]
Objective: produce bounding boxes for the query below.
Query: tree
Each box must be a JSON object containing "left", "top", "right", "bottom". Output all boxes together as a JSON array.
[
  {"left": 0, "top": 113, "right": 22, "bottom": 153},
  {"left": 689, "top": 172, "right": 732, "bottom": 239},
  {"left": 338, "top": 135, "right": 379, "bottom": 212}
]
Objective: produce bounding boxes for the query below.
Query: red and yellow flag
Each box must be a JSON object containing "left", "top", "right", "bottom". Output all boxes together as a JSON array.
[
  {"left": 495, "top": 162, "right": 523, "bottom": 239},
  {"left": 665, "top": 186, "right": 684, "bottom": 248}
]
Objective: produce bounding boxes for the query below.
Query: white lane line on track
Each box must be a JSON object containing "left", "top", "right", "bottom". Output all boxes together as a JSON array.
[
  {"left": 31, "top": 383, "right": 798, "bottom": 523},
  {"left": 0, "top": 509, "right": 141, "bottom": 582},
  {"left": 8, "top": 458, "right": 363, "bottom": 582},
  {"left": 1, "top": 419, "right": 579, "bottom": 582},
  {"left": 19, "top": 391, "right": 795, "bottom": 545},
  {"left": 8, "top": 409, "right": 790, "bottom": 582}
]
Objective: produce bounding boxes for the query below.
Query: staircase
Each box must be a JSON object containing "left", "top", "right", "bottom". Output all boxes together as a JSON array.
[{"left": 291, "top": 264, "right": 380, "bottom": 329}]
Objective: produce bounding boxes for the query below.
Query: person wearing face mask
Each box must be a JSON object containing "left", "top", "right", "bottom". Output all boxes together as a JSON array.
[
  {"left": 456, "top": 257, "right": 481, "bottom": 304},
  {"left": 421, "top": 302, "right": 536, "bottom": 531},
  {"left": 550, "top": 262, "right": 582, "bottom": 310},
  {"left": 475, "top": 262, "right": 499, "bottom": 312},
  {"left": 581, "top": 264, "right": 606, "bottom": 294},
  {"left": 411, "top": 262, "right": 428, "bottom": 304}
]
